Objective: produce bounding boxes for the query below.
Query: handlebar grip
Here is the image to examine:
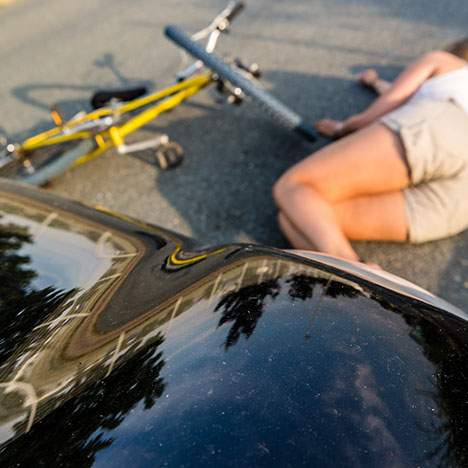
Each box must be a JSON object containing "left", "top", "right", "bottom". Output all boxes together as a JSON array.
[
  {"left": 296, "top": 123, "right": 317, "bottom": 142},
  {"left": 164, "top": 25, "right": 316, "bottom": 142},
  {"left": 225, "top": 1, "right": 245, "bottom": 23}
]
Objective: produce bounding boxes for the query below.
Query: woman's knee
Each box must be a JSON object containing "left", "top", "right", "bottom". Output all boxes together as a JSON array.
[
  {"left": 273, "top": 168, "right": 303, "bottom": 207},
  {"left": 274, "top": 169, "right": 328, "bottom": 212},
  {"left": 272, "top": 173, "right": 287, "bottom": 206}
]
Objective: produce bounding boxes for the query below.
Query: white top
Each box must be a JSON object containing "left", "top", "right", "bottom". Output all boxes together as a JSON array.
[{"left": 410, "top": 65, "right": 468, "bottom": 114}]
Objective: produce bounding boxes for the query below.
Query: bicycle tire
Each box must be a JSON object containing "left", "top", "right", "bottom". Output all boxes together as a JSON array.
[
  {"left": 164, "top": 25, "right": 316, "bottom": 142},
  {"left": 0, "top": 139, "right": 95, "bottom": 186}
]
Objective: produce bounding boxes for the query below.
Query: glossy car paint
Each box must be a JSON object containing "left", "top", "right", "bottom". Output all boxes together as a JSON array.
[{"left": 0, "top": 180, "right": 467, "bottom": 467}]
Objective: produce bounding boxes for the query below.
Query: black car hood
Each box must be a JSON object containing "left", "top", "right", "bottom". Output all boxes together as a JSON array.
[{"left": 0, "top": 180, "right": 467, "bottom": 467}]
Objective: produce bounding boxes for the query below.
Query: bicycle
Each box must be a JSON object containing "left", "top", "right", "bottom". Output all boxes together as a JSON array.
[{"left": 0, "top": 1, "right": 316, "bottom": 186}]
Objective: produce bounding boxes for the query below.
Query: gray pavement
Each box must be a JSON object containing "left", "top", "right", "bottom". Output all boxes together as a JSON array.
[{"left": 1, "top": 0, "right": 467, "bottom": 308}]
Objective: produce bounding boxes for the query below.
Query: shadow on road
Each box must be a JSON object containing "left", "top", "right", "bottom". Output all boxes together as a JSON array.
[{"left": 7, "top": 53, "right": 154, "bottom": 142}]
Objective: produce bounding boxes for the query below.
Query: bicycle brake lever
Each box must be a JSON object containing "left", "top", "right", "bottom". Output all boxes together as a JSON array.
[{"left": 234, "top": 58, "right": 262, "bottom": 79}]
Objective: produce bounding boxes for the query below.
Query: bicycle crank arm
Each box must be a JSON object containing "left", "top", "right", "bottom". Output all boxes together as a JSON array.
[{"left": 116, "top": 135, "right": 169, "bottom": 155}]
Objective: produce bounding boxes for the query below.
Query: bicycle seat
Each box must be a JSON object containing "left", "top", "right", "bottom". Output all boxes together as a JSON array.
[{"left": 91, "top": 86, "right": 148, "bottom": 109}]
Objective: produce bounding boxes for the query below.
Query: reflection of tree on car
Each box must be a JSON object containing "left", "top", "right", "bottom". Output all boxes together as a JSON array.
[
  {"left": 215, "top": 272, "right": 361, "bottom": 349},
  {"left": 0, "top": 221, "right": 74, "bottom": 365},
  {"left": 0, "top": 334, "right": 166, "bottom": 466},
  {"left": 215, "top": 278, "right": 280, "bottom": 349}
]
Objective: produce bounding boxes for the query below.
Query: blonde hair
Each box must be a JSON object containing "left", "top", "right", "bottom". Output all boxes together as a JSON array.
[{"left": 446, "top": 37, "right": 468, "bottom": 61}]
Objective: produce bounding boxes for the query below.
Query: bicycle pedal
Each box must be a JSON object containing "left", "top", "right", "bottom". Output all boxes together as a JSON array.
[
  {"left": 154, "top": 142, "right": 184, "bottom": 171},
  {"left": 21, "top": 158, "right": 36, "bottom": 175}
]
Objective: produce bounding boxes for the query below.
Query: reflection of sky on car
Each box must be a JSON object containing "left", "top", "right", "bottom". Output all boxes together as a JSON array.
[
  {"left": 0, "top": 416, "right": 23, "bottom": 451},
  {"left": 92, "top": 274, "right": 437, "bottom": 468},
  {"left": 1, "top": 213, "right": 111, "bottom": 291}
]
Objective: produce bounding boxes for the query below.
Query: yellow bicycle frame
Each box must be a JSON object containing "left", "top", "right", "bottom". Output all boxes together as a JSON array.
[{"left": 20, "top": 73, "right": 212, "bottom": 166}]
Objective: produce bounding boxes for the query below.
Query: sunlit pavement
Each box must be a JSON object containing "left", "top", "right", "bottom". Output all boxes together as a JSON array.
[{"left": 1, "top": 0, "right": 467, "bottom": 308}]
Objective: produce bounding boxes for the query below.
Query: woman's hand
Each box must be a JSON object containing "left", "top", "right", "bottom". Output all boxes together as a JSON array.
[
  {"left": 315, "top": 114, "right": 367, "bottom": 139},
  {"left": 314, "top": 119, "right": 345, "bottom": 139}
]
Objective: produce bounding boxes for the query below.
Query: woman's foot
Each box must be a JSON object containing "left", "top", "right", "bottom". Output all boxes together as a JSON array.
[
  {"left": 314, "top": 119, "right": 344, "bottom": 139},
  {"left": 358, "top": 68, "right": 379, "bottom": 88}
]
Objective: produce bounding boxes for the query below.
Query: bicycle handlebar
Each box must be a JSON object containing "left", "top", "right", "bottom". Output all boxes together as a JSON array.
[{"left": 165, "top": 25, "right": 316, "bottom": 142}]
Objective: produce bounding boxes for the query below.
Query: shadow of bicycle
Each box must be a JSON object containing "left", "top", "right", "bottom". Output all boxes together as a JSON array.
[{"left": 6, "top": 53, "right": 155, "bottom": 142}]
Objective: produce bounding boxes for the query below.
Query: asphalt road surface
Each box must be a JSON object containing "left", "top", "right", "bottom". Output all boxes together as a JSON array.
[{"left": 1, "top": 0, "right": 468, "bottom": 308}]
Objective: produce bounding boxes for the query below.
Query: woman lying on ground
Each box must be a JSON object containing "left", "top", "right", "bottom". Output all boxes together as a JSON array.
[{"left": 273, "top": 38, "right": 468, "bottom": 265}]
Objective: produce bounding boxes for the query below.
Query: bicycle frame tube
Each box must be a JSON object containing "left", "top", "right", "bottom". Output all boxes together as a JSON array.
[
  {"left": 117, "top": 74, "right": 211, "bottom": 114},
  {"left": 23, "top": 131, "right": 94, "bottom": 150},
  {"left": 113, "top": 75, "right": 211, "bottom": 141},
  {"left": 74, "top": 73, "right": 213, "bottom": 166},
  {"left": 20, "top": 74, "right": 212, "bottom": 155}
]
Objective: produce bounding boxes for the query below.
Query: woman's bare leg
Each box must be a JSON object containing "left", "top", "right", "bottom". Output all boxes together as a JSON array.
[
  {"left": 273, "top": 123, "right": 410, "bottom": 261},
  {"left": 278, "top": 212, "right": 315, "bottom": 250},
  {"left": 277, "top": 184, "right": 360, "bottom": 259},
  {"left": 279, "top": 191, "right": 407, "bottom": 247},
  {"left": 334, "top": 191, "right": 408, "bottom": 241}
]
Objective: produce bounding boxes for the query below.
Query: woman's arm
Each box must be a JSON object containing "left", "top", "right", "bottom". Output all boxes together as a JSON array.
[
  {"left": 317, "top": 50, "right": 458, "bottom": 138},
  {"left": 342, "top": 51, "right": 449, "bottom": 132}
]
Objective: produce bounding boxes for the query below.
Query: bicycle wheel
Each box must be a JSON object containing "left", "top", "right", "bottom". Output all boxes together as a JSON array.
[
  {"left": 164, "top": 25, "right": 316, "bottom": 142},
  {"left": 0, "top": 139, "right": 95, "bottom": 186}
]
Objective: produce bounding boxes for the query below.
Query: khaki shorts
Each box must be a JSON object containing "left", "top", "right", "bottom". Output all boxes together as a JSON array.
[{"left": 381, "top": 99, "right": 468, "bottom": 243}]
